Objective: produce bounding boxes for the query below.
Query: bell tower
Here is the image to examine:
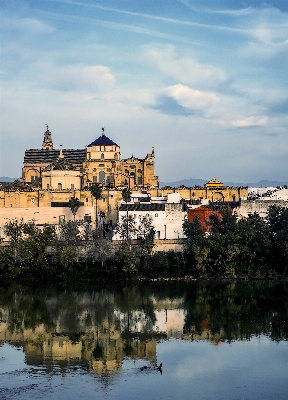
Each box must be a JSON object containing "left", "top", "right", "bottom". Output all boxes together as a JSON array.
[{"left": 42, "top": 124, "right": 54, "bottom": 150}]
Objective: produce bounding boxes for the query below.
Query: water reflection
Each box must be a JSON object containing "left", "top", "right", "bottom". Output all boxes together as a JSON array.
[{"left": 0, "top": 280, "right": 288, "bottom": 378}]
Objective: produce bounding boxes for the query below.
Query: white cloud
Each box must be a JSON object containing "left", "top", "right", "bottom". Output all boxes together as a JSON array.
[
  {"left": 37, "top": 64, "right": 115, "bottom": 94},
  {"left": 1, "top": 17, "right": 54, "bottom": 34},
  {"left": 165, "top": 84, "right": 219, "bottom": 110},
  {"left": 144, "top": 45, "right": 226, "bottom": 88},
  {"left": 232, "top": 116, "right": 268, "bottom": 127}
]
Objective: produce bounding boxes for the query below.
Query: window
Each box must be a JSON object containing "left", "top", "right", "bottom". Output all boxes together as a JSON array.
[
  {"left": 93, "top": 176, "right": 97, "bottom": 183},
  {"left": 71, "top": 184, "right": 74, "bottom": 190},
  {"left": 130, "top": 165, "right": 135, "bottom": 169},
  {"left": 155, "top": 213, "right": 158, "bottom": 217},
  {"left": 58, "top": 183, "right": 62, "bottom": 190},
  {"left": 107, "top": 168, "right": 111, "bottom": 172},
  {"left": 93, "top": 168, "right": 97, "bottom": 172},
  {"left": 138, "top": 177, "right": 142, "bottom": 185},
  {"left": 99, "top": 164, "right": 105, "bottom": 167},
  {"left": 157, "top": 231, "right": 160, "bottom": 239},
  {"left": 59, "top": 215, "right": 65, "bottom": 224},
  {"left": 85, "top": 198, "right": 88, "bottom": 202},
  {"left": 46, "top": 184, "right": 49, "bottom": 189},
  {"left": 99, "top": 170, "right": 105, "bottom": 183},
  {"left": 101, "top": 153, "right": 104, "bottom": 159},
  {"left": 84, "top": 215, "right": 91, "bottom": 223},
  {"left": 137, "top": 169, "right": 142, "bottom": 173},
  {"left": 125, "top": 169, "right": 129, "bottom": 174}
]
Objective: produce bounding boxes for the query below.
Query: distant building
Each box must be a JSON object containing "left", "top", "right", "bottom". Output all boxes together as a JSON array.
[{"left": 22, "top": 126, "right": 159, "bottom": 189}]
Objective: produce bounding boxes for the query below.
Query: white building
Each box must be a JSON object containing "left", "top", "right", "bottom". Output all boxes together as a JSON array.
[
  {"left": 113, "top": 192, "right": 186, "bottom": 240},
  {"left": 270, "top": 188, "right": 288, "bottom": 201}
]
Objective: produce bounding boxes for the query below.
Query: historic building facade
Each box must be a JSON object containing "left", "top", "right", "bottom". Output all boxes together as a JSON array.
[
  {"left": 22, "top": 126, "right": 159, "bottom": 189},
  {"left": 0, "top": 125, "right": 248, "bottom": 233}
]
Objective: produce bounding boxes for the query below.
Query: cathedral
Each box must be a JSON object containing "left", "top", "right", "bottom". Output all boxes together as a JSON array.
[{"left": 22, "top": 126, "right": 159, "bottom": 190}]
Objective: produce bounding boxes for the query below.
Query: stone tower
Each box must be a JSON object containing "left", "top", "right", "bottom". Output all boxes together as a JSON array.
[{"left": 42, "top": 125, "right": 53, "bottom": 150}]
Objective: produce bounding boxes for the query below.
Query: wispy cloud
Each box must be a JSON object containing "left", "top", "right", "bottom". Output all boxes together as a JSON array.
[
  {"left": 232, "top": 115, "right": 268, "bottom": 128},
  {"left": 178, "top": 0, "right": 254, "bottom": 16},
  {"left": 144, "top": 45, "right": 227, "bottom": 88},
  {"left": 39, "top": 0, "right": 252, "bottom": 35},
  {"left": 1, "top": 16, "right": 54, "bottom": 34}
]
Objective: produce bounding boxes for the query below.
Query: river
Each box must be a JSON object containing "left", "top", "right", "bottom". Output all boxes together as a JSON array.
[{"left": 0, "top": 280, "right": 288, "bottom": 399}]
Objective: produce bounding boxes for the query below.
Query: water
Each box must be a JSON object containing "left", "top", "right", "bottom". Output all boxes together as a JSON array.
[{"left": 0, "top": 280, "right": 288, "bottom": 399}]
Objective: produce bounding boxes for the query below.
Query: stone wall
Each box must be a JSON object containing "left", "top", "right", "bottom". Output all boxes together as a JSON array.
[{"left": 235, "top": 200, "right": 288, "bottom": 218}]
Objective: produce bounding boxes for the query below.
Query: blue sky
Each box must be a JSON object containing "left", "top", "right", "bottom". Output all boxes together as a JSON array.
[{"left": 1, "top": 0, "right": 288, "bottom": 182}]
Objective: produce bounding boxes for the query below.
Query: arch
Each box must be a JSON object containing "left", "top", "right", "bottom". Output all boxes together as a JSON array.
[{"left": 213, "top": 192, "right": 224, "bottom": 201}]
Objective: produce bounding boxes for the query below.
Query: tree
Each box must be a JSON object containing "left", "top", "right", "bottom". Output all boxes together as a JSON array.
[
  {"left": 183, "top": 217, "right": 205, "bottom": 247},
  {"left": 267, "top": 205, "right": 288, "bottom": 274},
  {"left": 122, "top": 188, "right": 132, "bottom": 240},
  {"left": 68, "top": 197, "right": 81, "bottom": 221},
  {"left": 137, "top": 215, "right": 156, "bottom": 255},
  {"left": 115, "top": 214, "right": 138, "bottom": 241},
  {"left": 90, "top": 183, "right": 103, "bottom": 230}
]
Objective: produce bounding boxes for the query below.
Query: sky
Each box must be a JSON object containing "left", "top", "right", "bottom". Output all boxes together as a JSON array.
[{"left": 1, "top": 0, "right": 288, "bottom": 183}]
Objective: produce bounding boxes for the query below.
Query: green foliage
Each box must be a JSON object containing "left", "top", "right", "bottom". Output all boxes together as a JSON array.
[
  {"left": 68, "top": 197, "right": 81, "bottom": 221},
  {"left": 137, "top": 215, "right": 156, "bottom": 255},
  {"left": 90, "top": 183, "right": 103, "bottom": 230},
  {"left": 121, "top": 188, "right": 131, "bottom": 203},
  {"left": 182, "top": 206, "right": 288, "bottom": 278},
  {"left": 90, "top": 183, "right": 103, "bottom": 200},
  {"left": 116, "top": 243, "right": 140, "bottom": 277},
  {"left": 1, "top": 221, "right": 56, "bottom": 278}
]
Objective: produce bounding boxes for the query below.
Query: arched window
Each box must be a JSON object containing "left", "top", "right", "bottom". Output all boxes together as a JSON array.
[
  {"left": 58, "top": 183, "right": 62, "bottom": 190},
  {"left": 101, "top": 153, "right": 104, "bottom": 159},
  {"left": 99, "top": 171, "right": 105, "bottom": 183}
]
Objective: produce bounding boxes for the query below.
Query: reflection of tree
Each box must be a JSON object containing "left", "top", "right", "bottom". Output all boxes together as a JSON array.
[
  {"left": 183, "top": 281, "right": 288, "bottom": 342},
  {"left": 1, "top": 280, "right": 288, "bottom": 378}
]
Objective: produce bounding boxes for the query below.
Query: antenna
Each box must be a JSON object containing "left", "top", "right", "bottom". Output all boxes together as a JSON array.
[{"left": 102, "top": 125, "right": 105, "bottom": 136}]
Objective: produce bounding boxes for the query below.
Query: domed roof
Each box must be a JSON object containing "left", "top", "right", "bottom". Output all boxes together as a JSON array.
[{"left": 87, "top": 128, "right": 119, "bottom": 147}]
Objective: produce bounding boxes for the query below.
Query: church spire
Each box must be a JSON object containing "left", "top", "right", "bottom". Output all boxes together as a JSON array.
[{"left": 42, "top": 124, "right": 54, "bottom": 150}]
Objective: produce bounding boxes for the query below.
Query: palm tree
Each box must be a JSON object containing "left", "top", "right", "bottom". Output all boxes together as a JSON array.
[
  {"left": 90, "top": 183, "right": 103, "bottom": 229},
  {"left": 122, "top": 188, "right": 131, "bottom": 240},
  {"left": 68, "top": 197, "right": 81, "bottom": 221}
]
